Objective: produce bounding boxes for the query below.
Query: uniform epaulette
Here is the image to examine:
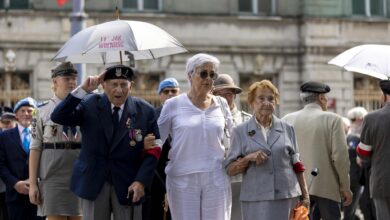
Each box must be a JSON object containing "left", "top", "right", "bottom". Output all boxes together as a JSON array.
[{"left": 37, "top": 100, "right": 49, "bottom": 108}]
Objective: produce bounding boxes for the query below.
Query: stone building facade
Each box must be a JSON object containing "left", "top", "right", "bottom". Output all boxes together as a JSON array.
[{"left": 1, "top": 0, "right": 389, "bottom": 116}]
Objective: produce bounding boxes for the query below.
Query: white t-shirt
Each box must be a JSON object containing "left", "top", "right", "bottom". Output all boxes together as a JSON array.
[{"left": 158, "top": 93, "right": 233, "bottom": 176}]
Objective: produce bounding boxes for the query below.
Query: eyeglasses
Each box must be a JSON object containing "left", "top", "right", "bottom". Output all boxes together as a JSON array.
[
  {"left": 198, "top": 70, "right": 218, "bottom": 80},
  {"left": 162, "top": 88, "right": 179, "bottom": 95}
]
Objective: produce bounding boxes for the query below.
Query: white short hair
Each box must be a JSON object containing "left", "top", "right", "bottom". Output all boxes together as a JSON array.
[
  {"left": 185, "top": 53, "right": 220, "bottom": 77},
  {"left": 300, "top": 92, "right": 319, "bottom": 104},
  {"left": 347, "top": 107, "right": 368, "bottom": 120}
]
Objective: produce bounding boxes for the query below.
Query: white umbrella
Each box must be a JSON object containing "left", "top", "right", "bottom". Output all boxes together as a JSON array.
[
  {"left": 328, "top": 44, "right": 390, "bottom": 80},
  {"left": 53, "top": 20, "right": 187, "bottom": 65}
]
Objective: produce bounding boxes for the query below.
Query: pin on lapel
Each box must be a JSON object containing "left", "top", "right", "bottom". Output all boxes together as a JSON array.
[
  {"left": 248, "top": 130, "right": 256, "bottom": 136},
  {"left": 126, "top": 118, "right": 131, "bottom": 129}
]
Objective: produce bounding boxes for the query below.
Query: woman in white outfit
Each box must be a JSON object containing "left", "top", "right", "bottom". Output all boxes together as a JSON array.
[{"left": 158, "top": 53, "right": 233, "bottom": 220}]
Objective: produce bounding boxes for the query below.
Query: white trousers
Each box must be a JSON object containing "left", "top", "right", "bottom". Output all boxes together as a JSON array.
[{"left": 166, "top": 169, "right": 231, "bottom": 220}]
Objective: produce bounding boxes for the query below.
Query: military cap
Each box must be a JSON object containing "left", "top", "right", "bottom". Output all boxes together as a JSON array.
[
  {"left": 213, "top": 74, "right": 242, "bottom": 94},
  {"left": 0, "top": 112, "right": 16, "bottom": 121},
  {"left": 380, "top": 80, "right": 390, "bottom": 95},
  {"left": 157, "top": 78, "right": 179, "bottom": 94},
  {"left": 51, "top": 62, "right": 78, "bottom": 78},
  {"left": 14, "top": 97, "right": 37, "bottom": 113},
  {"left": 104, "top": 65, "right": 134, "bottom": 81},
  {"left": 300, "top": 81, "right": 331, "bottom": 93}
]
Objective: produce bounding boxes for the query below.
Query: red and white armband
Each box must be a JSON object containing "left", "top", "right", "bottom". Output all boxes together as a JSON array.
[
  {"left": 291, "top": 153, "right": 305, "bottom": 173},
  {"left": 145, "top": 139, "right": 162, "bottom": 159},
  {"left": 356, "top": 142, "right": 373, "bottom": 157}
]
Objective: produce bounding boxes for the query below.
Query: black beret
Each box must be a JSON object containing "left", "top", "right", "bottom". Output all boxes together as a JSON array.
[
  {"left": 300, "top": 81, "right": 331, "bottom": 93},
  {"left": 380, "top": 80, "right": 390, "bottom": 95},
  {"left": 104, "top": 65, "right": 134, "bottom": 81},
  {"left": 51, "top": 62, "right": 78, "bottom": 78}
]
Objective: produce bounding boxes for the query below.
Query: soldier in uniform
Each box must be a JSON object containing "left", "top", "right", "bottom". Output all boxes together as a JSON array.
[
  {"left": 213, "top": 74, "right": 251, "bottom": 220},
  {"left": 28, "top": 62, "right": 82, "bottom": 220},
  {"left": 50, "top": 64, "right": 161, "bottom": 220}
]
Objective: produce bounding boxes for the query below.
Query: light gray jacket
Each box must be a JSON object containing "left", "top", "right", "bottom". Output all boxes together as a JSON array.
[{"left": 225, "top": 115, "right": 301, "bottom": 202}]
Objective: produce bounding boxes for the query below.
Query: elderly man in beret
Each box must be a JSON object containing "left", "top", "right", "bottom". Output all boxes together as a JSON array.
[
  {"left": 212, "top": 74, "right": 250, "bottom": 220},
  {"left": 51, "top": 64, "right": 161, "bottom": 220},
  {"left": 357, "top": 80, "right": 390, "bottom": 219},
  {"left": 283, "top": 81, "right": 352, "bottom": 220},
  {"left": 0, "top": 97, "right": 45, "bottom": 220},
  {"left": 29, "top": 62, "right": 82, "bottom": 220}
]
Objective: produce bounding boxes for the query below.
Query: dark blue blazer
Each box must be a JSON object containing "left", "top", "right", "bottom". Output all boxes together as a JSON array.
[
  {"left": 51, "top": 93, "right": 160, "bottom": 205},
  {"left": 0, "top": 126, "right": 29, "bottom": 202}
]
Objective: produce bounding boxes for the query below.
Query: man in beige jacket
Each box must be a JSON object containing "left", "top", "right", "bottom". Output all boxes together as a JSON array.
[{"left": 283, "top": 81, "right": 352, "bottom": 220}]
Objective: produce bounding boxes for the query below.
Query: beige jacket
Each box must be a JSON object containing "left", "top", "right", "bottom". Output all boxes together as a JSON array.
[{"left": 283, "top": 103, "right": 350, "bottom": 202}]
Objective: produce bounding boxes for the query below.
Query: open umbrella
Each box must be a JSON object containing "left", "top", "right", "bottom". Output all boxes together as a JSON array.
[
  {"left": 53, "top": 19, "right": 187, "bottom": 65},
  {"left": 328, "top": 44, "right": 390, "bottom": 80}
]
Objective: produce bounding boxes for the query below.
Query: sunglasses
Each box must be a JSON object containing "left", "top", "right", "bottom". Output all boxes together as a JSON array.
[
  {"left": 198, "top": 70, "right": 218, "bottom": 80},
  {"left": 162, "top": 88, "right": 179, "bottom": 95}
]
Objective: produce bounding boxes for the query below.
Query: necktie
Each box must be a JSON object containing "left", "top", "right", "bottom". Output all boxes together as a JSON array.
[
  {"left": 22, "top": 127, "right": 30, "bottom": 154},
  {"left": 112, "top": 106, "right": 120, "bottom": 130}
]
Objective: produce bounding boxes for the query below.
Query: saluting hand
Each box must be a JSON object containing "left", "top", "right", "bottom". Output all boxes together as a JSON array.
[{"left": 81, "top": 70, "right": 106, "bottom": 93}]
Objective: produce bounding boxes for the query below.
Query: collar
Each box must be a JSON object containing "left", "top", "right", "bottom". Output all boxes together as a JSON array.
[
  {"left": 254, "top": 114, "right": 273, "bottom": 129},
  {"left": 304, "top": 103, "right": 322, "bottom": 110},
  {"left": 111, "top": 103, "right": 125, "bottom": 111},
  {"left": 17, "top": 123, "right": 29, "bottom": 134}
]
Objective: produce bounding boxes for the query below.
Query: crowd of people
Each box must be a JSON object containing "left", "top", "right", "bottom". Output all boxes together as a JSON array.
[{"left": 0, "top": 53, "right": 388, "bottom": 220}]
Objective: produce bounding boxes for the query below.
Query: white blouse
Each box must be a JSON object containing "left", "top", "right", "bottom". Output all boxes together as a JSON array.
[{"left": 158, "top": 93, "right": 233, "bottom": 176}]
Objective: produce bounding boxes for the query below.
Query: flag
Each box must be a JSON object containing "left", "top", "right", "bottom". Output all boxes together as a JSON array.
[{"left": 57, "top": 0, "right": 68, "bottom": 7}]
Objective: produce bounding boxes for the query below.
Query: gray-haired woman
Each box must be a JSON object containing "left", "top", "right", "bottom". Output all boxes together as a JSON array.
[{"left": 158, "top": 53, "right": 233, "bottom": 220}]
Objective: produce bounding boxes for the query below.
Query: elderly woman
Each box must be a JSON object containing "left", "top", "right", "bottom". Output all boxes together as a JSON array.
[
  {"left": 158, "top": 53, "right": 233, "bottom": 220},
  {"left": 29, "top": 62, "right": 81, "bottom": 220},
  {"left": 225, "top": 80, "right": 309, "bottom": 220}
]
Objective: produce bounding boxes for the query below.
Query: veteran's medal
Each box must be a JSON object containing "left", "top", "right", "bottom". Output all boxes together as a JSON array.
[
  {"left": 135, "top": 129, "right": 142, "bottom": 142},
  {"left": 130, "top": 140, "right": 136, "bottom": 147}
]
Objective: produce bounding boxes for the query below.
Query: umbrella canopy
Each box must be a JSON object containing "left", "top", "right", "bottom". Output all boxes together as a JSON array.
[
  {"left": 328, "top": 44, "right": 390, "bottom": 80},
  {"left": 53, "top": 20, "right": 187, "bottom": 64}
]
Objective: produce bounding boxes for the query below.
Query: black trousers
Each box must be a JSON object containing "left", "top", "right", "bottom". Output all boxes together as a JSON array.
[
  {"left": 6, "top": 195, "right": 45, "bottom": 220},
  {"left": 0, "top": 192, "right": 8, "bottom": 220}
]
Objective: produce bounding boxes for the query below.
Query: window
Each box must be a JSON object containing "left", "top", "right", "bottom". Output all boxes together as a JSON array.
[
  {"left": 352, "top": 0, "right": 386, "bottom": 17},
  {"left": 1, "top": 0, "right": 30, "bottom": 9},
  {"left": 239, "top": 0, "right": 276, "bottom": 15},
  {"left": 123, "top": 0, "right": 161, "bottom": 11}
]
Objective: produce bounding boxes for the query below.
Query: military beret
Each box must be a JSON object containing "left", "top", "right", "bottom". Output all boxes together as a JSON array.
[
  {"left": 51, "top": 62, "right": 78, "bottom": 78},
  {"left": 380, "top": 80, "right": 390, "bottom": 95},
  {"left": 14, "top": 97, "right": 37, "bottom": 113},
  {"left": 300, "top": 81, "right": 331, "bottom": 93},
  {"left": 104, "top": 65, "right": 134, "bottom": 81},
  {"left": 157, "top": 78, "right": 179, "bottom": 94}
]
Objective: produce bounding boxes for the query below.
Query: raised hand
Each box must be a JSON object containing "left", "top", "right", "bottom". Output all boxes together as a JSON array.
[{"left": 81, "top": 70, "right": 106, "bottom": 92}]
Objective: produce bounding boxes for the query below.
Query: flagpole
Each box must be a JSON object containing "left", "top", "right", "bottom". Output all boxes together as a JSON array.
[{"left": 70, "top": 0, "right": 88, "bottom": 85}]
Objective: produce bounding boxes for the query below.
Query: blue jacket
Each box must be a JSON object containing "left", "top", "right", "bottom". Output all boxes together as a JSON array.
[
  {"left": 0, "top": 126, "right": 29, "bottom": 202},
  {"left": 51, "top": 93, "right": 160, "bottom": 205}
]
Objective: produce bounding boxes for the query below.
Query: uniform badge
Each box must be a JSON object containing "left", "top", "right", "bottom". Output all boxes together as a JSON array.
[
  {"left": 126, "top": 118, "right": 131, "bottom": 129},
  {"left": 115, "top": 68, "right": 122, "bottom": 77},
  {"left": 51, "top": 125, "right": 58, "bottom": 137}
]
